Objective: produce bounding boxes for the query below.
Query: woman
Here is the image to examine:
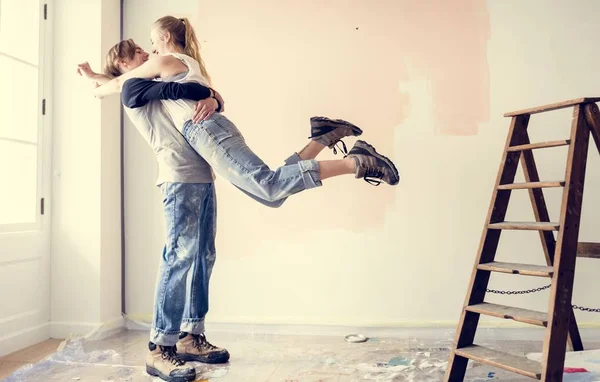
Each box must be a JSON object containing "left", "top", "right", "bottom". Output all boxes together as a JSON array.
[{"left": 79, "top": 16, "right": 399, "bottom": 382}]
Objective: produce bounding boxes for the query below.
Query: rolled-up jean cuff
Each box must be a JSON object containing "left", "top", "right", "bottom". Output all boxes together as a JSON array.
[
  {"left": 298, "top": 159, "right": 322, "bottom": 188},
  {"left": 180, "top": 318, "right": 206, "bottom": 335},
  {"left": 150, "top": 328, "right": 180, "bottom": 347},
  {"left": 284, "top": 152, "right": 302, "bottom": 165}
]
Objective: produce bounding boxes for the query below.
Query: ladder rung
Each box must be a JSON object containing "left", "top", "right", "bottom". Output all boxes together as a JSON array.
[
  {"left": 455, "top": 345, "right": 542, "bottom": 379},
  {"left": 577, "top": 242, "right": 600, "bottom": 259},
  {"left": 497, "top": 181, "right": 565, "bottom": 190},
  {"left": 506, "top": 140, "right": 570, "bottom": 152},
  {"left": 478, "top": 262, "right": 553, "bottom": 277},
  {"left": 504, "top": 97, "right": 600, "bottom": 117},
  {"left": 488, "top": 222, "right": 559, "bottom": 231},
  {"left": 466, "top": 303, "right": 548, "bottom": 327}
]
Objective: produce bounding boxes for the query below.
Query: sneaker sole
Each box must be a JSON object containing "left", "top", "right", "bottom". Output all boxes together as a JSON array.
[
  {"left": 179, "top": 352, "right": 230, "bottom": 364},
  {"left": 355, "top": 140, "right": 400, "bottom": 186},
  {"left": 310, "top": 117, "right": 363, "bottom": 139},
  {"left": 146, "top": 365, "right": 196, "bottom": 382}
]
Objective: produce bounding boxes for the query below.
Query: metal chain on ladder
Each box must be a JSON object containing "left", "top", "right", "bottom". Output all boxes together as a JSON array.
[
  {"left": 486, "top": 284, "right": 600, "bottom": 313},
  {"left": 572, "top": 305, "right": 600, "bottom": 313},
  {"left": 486, "top": 284, "right": 551, "bottom": 295}
]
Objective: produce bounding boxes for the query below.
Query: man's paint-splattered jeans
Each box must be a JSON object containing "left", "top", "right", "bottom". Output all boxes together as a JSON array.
[{"left": 151, "top": 182, "right": 217, "bottom": 346}]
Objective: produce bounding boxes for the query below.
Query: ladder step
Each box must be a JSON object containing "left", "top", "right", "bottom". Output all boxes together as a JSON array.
[
  {"left": 504, "top": 97, "right": 600, "bottom": 117},
  {"left": 506, "top": 140, "right": 570, "bottom": 152},
  {"left": 478, "top": 261, "right": 553, "bottom": 277},
  {"left": 455, "top": 345, "right": 542, "bottom": 379},
  {"left": 488, "top": 222, "right": 559, "bottom": 231},
  {"left": 497, "top": 181, "right": 565, "bottom": 190},
  {"left": 577, "top": 242, "right": 600, "bottom": 259},
  {"left": 465, "top": 303, "right": 548, "bottom": 327}
]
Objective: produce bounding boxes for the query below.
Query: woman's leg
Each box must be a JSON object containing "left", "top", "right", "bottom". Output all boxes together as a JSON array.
[
  {"left": 264, "top": 116, "right": 398, "bottom": 185},
  {"left": 230, "top": 148, "right": 328, "bottom": 208},
  {"left": 318, "top": 159, "right": 357, "bottom": 179},
  {"left": 182, "top": 114, "right": 399, "bottom": 204},
  {"left": 280, "top": 150, "right": 357, "bottom": 180},
  {"left": 295, "top": 115, "right": 364, "bottom": 161},
  {"left": 203, "top": 116, "right": 369, "bottom": 207},
  {"left": 182, "top": 115, "right": 322, "bottom": 203},
  {"left": 242, "top": 139, "right": 340, "bottom": 207},
  {"left": 296, "top": 141, "right": 327, "bottom": 161}
]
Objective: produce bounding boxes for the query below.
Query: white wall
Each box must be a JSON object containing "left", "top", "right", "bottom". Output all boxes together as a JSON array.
[
  {"left": 123, "top": 0, "right": 600, "bottom": 329},
  {"left": 51, "top": 0, "right": 122, "bottom": 338},
  {"left": 99, "top": 0, "right": 124, "bottom": 326}
]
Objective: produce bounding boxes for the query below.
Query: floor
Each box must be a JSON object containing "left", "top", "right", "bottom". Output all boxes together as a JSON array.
[
  {"left": 0, "top": 338, "right": 63, "bottom": 380},
  {"left": 2, "top": 330, "right": 600, "bottom": 381}
]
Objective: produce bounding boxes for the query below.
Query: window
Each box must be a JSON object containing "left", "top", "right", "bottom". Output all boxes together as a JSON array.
[{"left": 0, "top": 0, "right": 45, "bottom": 230}]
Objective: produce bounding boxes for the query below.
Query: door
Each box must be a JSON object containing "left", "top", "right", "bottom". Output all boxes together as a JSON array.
[{"left": 0, "top": 0, "right": 52, "bottom": 356}]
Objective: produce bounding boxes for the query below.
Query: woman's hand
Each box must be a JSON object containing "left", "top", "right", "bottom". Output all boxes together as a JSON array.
[{"left": 192, "top": 98, "right": 218, "bottom": 123}]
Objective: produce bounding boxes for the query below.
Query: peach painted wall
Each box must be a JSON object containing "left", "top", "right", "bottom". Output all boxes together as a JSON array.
[{"left": 123, "top": 0, "right": 600, "bottom": 327}]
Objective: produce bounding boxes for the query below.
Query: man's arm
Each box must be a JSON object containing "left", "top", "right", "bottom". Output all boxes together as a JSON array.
[
  {"left": 77, "top": 62, "right": 112, "bottom": 84},
  {"left": 122, "top": 78, "right": 214, "bottom": 108}
]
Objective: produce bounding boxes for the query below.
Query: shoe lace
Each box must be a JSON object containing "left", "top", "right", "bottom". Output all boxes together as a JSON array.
[
  {"left": 160, "top": 346, "right": 185, "bottom": 366},
  {"left": 332, "top": 139, "right": 348, "bottom": 156},
  {"left": 363, "top": 168, "right": 383, "bottom": 186},
  {"left": 192, "top": 334, "right": 218, "bottom": 351}
]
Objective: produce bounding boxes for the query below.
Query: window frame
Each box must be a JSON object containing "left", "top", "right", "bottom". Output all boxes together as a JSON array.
[{"left": 0, "top": 0, "right": 50, "bottom": 234}]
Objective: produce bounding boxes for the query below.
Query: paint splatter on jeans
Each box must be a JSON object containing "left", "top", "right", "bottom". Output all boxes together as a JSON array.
[{"left": 151, "top": 182, "right": 217, "bottom": 346}]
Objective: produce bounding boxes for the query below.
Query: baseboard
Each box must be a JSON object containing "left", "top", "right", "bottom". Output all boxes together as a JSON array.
[
  {"left": 202, "top": 323, "right": 600, "bottom": 343},
  {"left": 122, "top": 312, "right": 600, "bottom": 330},
  {"left": 50, "top": 321, "right": 99, "bottom": 339},
  {"left": 0, "top": 318, "right": 126, "bottom": 356},
  {"left": 122, "top": 316, "right": 600, "bottom": 343},
  {"left": 85, "top": 316, "right": 126, "bottom": 341},
  {"left": 50, "top": 316, "right": 125, "bottom": 342},
  {"left": 0, "top": 323, "right": 50, "bottom": 357},
  {"left": 124, "top": 314, "right": 151, "bottom": 331},
  {"left": 200, "top": 323, "right": 543, "bottom": 342}
]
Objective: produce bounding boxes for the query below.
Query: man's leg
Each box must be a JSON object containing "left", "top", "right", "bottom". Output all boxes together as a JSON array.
[
  {"left": 176, "top": 183, "right": 230, "bottom": 364},
  {"left": 147, "top": 182, "right": 216, "bottom": 381}
]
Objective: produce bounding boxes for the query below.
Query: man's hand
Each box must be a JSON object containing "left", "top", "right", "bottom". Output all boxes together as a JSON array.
[
  {"left": 77, "top": 62, "right": 97, "bottom": 81},
  {"left": 192, "top": 98, "right": 218, "bottom": 123},
  {"left": 213, "top": 90, "right": 225, "bottom": 112}
]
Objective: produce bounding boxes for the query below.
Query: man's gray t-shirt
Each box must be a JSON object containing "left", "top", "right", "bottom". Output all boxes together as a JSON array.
[{"left": 124, "top": 100, "right": 214, "bottom": 186}]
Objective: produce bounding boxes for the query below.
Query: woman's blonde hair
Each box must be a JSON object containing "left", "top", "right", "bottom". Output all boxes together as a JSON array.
[
  {"left": 154, "top": 16, "right": 212, "bottom": 85},
  {"left": 103, "top": 39, "right": 137, "bottom": 78}
]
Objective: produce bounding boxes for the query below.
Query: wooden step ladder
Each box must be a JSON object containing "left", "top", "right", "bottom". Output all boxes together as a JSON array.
[{"left": 444, "top": 97, "right": 600, "bottom": 381}]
